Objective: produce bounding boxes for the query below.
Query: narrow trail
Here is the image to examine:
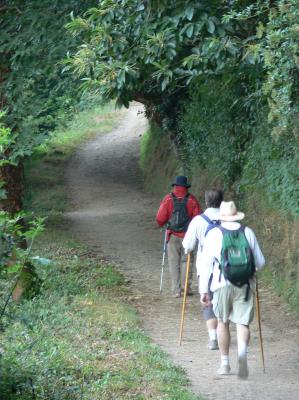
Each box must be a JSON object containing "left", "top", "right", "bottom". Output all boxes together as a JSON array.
[{"left": 65, "top": 105, "right": 299, "bottom": 400}]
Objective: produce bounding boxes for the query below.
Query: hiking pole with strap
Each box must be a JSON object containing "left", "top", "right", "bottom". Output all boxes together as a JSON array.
[
  {"left": 159, "top": 229, "right": 168, "bottom": 293},
  {"left": 255, "top": 277, "right": 266, "bottom": 373},
  {"left": 179, "top": 253, "right": 191, "bottom": 345}
]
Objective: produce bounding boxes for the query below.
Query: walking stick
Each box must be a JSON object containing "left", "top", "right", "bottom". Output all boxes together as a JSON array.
[
  {"left": 179, "top": 253, "right": 191, "bottom": 346},
  {"left": 159, "top": 229, "right": 168, "bottom": 293},
  {"left": 255, "top": 277, "right": 266, "bottom": 373}
]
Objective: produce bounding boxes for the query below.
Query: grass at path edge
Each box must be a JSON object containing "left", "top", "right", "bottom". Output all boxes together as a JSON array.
[{"left": 0, "top": 104, "right": 202, "bottom": 399}]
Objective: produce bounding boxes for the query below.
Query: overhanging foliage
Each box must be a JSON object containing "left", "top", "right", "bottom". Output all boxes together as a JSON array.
[{"left": 0, "top": 0, "right": 97, "bottom": 157}]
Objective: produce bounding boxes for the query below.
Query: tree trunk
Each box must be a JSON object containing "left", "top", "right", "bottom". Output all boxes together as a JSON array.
[
  {"left": 1, "top": 17, "right": 39, "bottom": 300},
  {"left": 0, "top": 160, "right": 38, "bottom": 301},
  {"left": 0, "top": 162, "right": 24, "bottom": 213}
]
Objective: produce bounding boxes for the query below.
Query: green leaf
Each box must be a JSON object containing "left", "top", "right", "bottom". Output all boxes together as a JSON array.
[
  {"left": 185, "top": 6, "right": 194, "bottom": 21},
  {"left": 137, "top": 3, "right": 145, "bottom": 12},
  {"left": 161, "top": 78, "right": 169, "bottom": 91},
  {"left": 7, "top": 263, "right": 23, "bottom": 274},
  {"left": 226, "top": 43, "right": 238, "bottom": 56},
  {"left": 186, "top": 24, "right": 194, "bottom": 38},
  {"left": 256, "top": 22, "right": 265, "bottom": 39},
  {"left": 207, "top": 20, "right": 215, "bottom": 34}
]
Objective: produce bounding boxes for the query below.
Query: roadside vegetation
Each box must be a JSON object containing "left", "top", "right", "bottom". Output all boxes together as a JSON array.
[
  {"left": 24, "top": 102, "right": 124, "bottom": 216},
  {"left": 67, "top": 0, "right": 298, "bottom": 311},
  {"left": 140, "top": 124, "right": 299, "bottom": 313},
  {"left": 1, "top": 1, "right": 297, "bottom": 395},
  {"left": 2, "top": 1, "right": 297, "bottom": 305},
  {"left": 0, "top": 105, "right": 202, "bottom": 400}
]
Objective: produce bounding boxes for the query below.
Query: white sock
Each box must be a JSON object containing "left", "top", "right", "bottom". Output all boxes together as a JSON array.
[
  {"left": 221, "top": 355, "right": 230, "bottom": 366},
  {"left": 208, "top": 329, "right": 217, "bottom": 341},
  {"left": 238, "top": 342, "right": 248, "bottom": 358}
]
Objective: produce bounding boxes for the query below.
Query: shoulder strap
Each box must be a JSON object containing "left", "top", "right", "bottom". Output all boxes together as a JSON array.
[
  {"left": 171, "top": 193, "right": 189, "bottom": 206},
  {"left": 203, "top": 215, "right": 221, "bottom": 237},
  {"left": 182, "top": 193, "right": 190, "bottom": 206},
  {"left": 200, "top": 213, "right": 212, "bottom": 224},
  {"left": 219, "top": 226, "right": 245, "bottom": 235}
]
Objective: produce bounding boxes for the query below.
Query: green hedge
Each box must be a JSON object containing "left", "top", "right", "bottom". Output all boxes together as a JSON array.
[{"left": 179, "top": 75, "right": 299, "bottom": 218}]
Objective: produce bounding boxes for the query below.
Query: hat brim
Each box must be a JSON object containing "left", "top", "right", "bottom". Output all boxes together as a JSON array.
[{"left": 219, "top": 212, "right": 245, "bottom": 222}]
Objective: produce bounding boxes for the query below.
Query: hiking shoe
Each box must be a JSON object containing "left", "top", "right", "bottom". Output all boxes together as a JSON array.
[
  {"left": 173, "top": 292, "right": 181, "bottom": 298},
  {"left": 207, "top": 339, "right": 219, "bottom": 350},
  {"left": 217, "top": 364, "right": 231, "bottom": 375},
  {"left": 238, "top": 356, "right": 249, "bottom": 379}
]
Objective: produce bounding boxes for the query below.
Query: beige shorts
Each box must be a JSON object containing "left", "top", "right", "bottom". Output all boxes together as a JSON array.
[{"left": 212, "top": 284, "right": 254, "bottom": 325}]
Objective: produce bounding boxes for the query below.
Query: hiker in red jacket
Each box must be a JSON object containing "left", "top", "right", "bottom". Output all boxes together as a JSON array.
[{"left": 156, "top": 176, "right": 202, "bottom": 297}]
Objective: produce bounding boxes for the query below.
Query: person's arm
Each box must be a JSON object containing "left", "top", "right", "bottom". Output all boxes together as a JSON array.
[
  {"left": 245, "top": 227, "right": 265, "bottom": 270},
  {"left": 199, "top": 232, "right": 216, "bottom": 294},
  {"left": 156, "top": 195, "right": 171, "bottom": 227},
  {"left": 199, "top": 228, "right": 222, "bottom": 297},
  {"left": 200, "top": 255, "right": 213, "bottom": 305},
  {"left": 182, "top": 217, "right": 198, "bottom": 253}
]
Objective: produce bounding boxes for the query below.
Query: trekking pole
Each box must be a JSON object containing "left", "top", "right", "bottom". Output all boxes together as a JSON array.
[
  {"left": 159, "top": 229, "right": 168, "bottom": 293},
  {"left": 255, "top": 277, "right": 266, "bottom": 373},
  {"left": 179, "top": 253, "right": 191, "bottom": 346}
]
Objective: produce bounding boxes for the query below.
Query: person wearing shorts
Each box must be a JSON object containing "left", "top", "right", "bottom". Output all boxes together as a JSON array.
[
  {"left": 183, "top": 188, "right": 224, "bottom": 350},
  {"left": 212, "top": 284, "right": 255, "bottom": 326},
  {"left": 200, "top": 201, "right": 265, "bottom": 379}
]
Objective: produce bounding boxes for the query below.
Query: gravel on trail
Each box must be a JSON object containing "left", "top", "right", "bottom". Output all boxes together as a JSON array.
[{"left": 65, "top": 104, "right": 299, "bottom": 400}]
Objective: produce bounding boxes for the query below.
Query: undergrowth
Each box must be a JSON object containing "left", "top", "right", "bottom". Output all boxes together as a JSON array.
[
  {"left": 0, "top": 230, "right": 199, "bottom": 399},
  {"left": 24, "top": 102, "right": 125, "bottom": 215},
  {"left": 0, "top": 105, "right": 201, "bottom": 399},
  {"left": 140, "top": 124, "right": 180, "bottom": 195}
]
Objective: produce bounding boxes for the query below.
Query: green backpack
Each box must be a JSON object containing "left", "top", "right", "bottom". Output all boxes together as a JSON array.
[{"left": 219, "top": 226, "right": 255, "bottom": 292}]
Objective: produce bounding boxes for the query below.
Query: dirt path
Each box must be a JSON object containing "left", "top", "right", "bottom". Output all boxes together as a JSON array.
[{"left": 65, "top": 105, "right": 299, "bottom": 400}]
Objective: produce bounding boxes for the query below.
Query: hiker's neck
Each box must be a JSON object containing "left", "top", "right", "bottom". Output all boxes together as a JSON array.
[{"left": 221, "top": 221, "right": 241, "bottom": 229}]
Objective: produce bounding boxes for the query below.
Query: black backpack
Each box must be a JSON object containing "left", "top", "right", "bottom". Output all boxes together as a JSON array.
[{"left": 167, "top": 193, "right": 191, "bottom": 232}]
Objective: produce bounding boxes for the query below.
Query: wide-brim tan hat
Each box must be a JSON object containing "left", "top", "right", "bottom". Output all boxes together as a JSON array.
[{"left": 219, "top": 201, "right": 245, "bottom": 222}]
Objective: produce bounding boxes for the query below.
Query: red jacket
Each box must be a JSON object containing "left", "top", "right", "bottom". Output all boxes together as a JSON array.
[{"left": 156, "top": 186, "right": 202, "bottom": 238}]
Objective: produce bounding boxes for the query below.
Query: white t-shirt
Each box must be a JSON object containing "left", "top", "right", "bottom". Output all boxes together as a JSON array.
[{"left": 182, "top": 208, "right": 220, "bottom": 277}]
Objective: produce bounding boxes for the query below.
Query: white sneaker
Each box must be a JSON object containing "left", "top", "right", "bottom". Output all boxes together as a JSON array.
[
  {"left": 238, "top": 356, "right": 249, "bottom": 379},
  {"left": 208, "top": 339, "right": 219, "bottom": 350},
  {"left": 217, "top": 364, "right": 231, "bottom": 375}
]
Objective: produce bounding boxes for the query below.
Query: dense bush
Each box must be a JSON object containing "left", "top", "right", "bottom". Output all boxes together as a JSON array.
[
  {"left": 179, "top": 0, "right": 299, "bottom": 218},
  {"left": 179, "top": 74, "right": 299, "bottom": 217},
  {"left": 178, "top": 73, "right": 256, "bottom": 186}
]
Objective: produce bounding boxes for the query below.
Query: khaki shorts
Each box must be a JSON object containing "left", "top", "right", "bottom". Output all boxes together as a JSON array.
[{"left": 212, "top": 284, "right": 254, "bottom": 325}]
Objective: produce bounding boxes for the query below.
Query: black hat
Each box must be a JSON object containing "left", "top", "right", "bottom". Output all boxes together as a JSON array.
[{"left": 171, "top": 175, "right": 191, "bottom": 188}]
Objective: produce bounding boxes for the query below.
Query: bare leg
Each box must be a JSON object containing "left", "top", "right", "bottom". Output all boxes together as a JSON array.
[
  {"left": 236, "top": 324, "right": 250, "bottom": 352},
  {"left": 206, "top": 318, "right": 218, "bottom": 349},
  {"left": 236, "top": 324, "right": 250, "bottom": 379},
  {"left": 217, "top": 320, "right": 231, "bottom": 374},
  {"left": 217, "top": 320, "right": 230, "bottom": 356},
  {"left": 207, "top": 318, "right": 217, "bottom": 331}
]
